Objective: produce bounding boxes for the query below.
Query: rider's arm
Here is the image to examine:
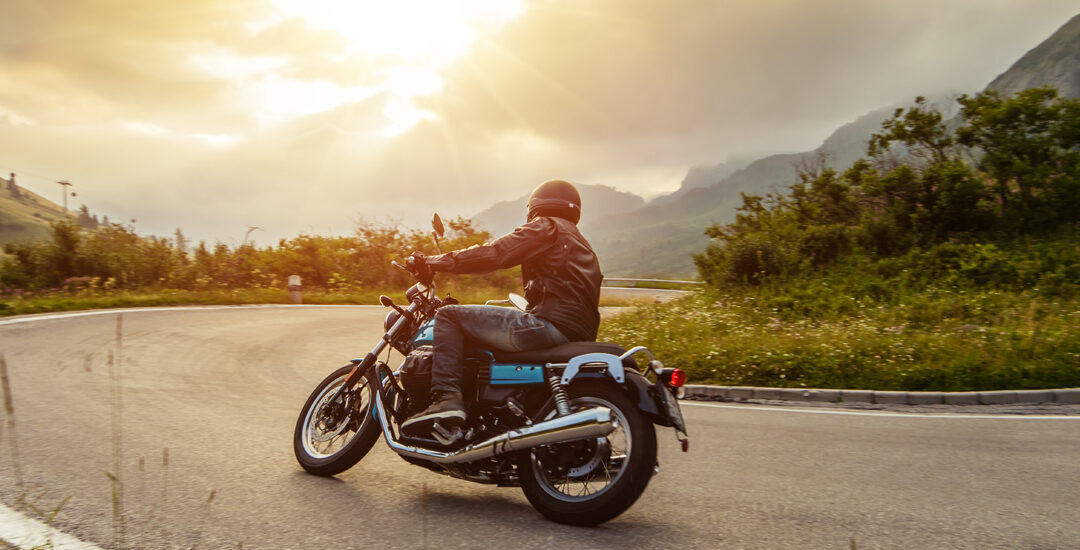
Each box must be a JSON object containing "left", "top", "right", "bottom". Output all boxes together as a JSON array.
[{"left": 424, "top": 217, "right": 558, "bottom": 274}]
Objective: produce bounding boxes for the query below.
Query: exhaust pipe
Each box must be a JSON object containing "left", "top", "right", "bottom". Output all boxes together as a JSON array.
[{"left": 373, "top": 395, "right": 614, "bottom": 464}]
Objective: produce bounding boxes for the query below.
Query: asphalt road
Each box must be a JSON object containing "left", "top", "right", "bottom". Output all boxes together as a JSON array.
[{"left": 0, "top": 306, "right": 1077, "bottom": 549}]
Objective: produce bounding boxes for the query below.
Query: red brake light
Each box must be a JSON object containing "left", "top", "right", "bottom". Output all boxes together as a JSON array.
[{"left": 669, "top": 368, "right": 686, "bottom": 388}]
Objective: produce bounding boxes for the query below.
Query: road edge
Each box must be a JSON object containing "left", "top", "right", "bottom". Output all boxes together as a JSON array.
[
  {"left": 0, "top": 503, "right": 102, "bottom": 550},
  {"left": 683, "top": 385, "right": 1080, "bottom": 405}
]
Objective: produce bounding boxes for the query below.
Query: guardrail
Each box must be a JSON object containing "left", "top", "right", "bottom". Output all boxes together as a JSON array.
[{"left": 602, "top": 278, "right": 704, "bottom": 288}]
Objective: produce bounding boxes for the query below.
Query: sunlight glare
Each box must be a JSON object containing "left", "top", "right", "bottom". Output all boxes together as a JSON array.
[{"left": 267, "top": 0, "right": 525, "bottom": 135}]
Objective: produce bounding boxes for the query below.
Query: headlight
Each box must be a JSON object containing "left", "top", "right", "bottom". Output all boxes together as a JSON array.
[{"left": 384, "top": 309, "right": 401, "bottom": 332}]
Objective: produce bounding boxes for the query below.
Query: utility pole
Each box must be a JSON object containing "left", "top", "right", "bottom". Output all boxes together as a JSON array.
[
  {"left": 57, "top": 180, "right": 72, "bottom": 213},
  {"left": 242, "top": 226, "right": 262, "bottom": 246}
]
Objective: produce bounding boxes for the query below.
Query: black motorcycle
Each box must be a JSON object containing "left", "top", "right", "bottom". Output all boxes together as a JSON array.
[{"left": 293, "top": 215, "right": 688, "bottom": 526}]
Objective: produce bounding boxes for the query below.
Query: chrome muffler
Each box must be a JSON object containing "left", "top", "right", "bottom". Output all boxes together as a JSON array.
[{"left": 373, "top": 394, "right": 614, "bottom": 464}]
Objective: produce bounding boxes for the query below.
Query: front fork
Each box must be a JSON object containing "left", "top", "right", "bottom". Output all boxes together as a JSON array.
[{"left": 333, "top": 299, "right": 420, "bottom": 405}]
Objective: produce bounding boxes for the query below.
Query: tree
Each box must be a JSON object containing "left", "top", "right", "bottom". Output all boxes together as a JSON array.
[
  {"left": 868, "top": 96, "right": 956, "bottom": 168},
  {"left": 47, "top": 221, "right": 82, "bottom": 285},
  {"left": 77, "top": 205, "right": 96, "bottom": 229},
  {"left": 956, "top": 86, "right": 1080, "bottom": 231},
  {"left": 6, "top": 174, "right": 21, "bottom": 199},
  {"left": 174, "top": 228, "right": 188, "bottom": 255}
]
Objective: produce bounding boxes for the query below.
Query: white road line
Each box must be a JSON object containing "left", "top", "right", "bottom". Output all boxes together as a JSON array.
[
  {"left": 680, "top": 401, "right": 1080, "bottom": 420},
  {"left": 0, "top": 503, "right": 103, "bottom": 550},
  {"left": 0, "top": 304, "right": 383, "bottom": 326}
]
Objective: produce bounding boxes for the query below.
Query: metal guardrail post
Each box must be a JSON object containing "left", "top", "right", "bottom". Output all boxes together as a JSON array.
[
  {"left": 601, "top": 278, "right": 704, "bottom": 287},
  {"left": 287, "top": 275, "right": 302, "bottom": 304}
]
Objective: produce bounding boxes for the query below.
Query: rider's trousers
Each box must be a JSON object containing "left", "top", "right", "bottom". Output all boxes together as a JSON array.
[{"left": 431, "top": 305, "right": 568, "bottom": 394}]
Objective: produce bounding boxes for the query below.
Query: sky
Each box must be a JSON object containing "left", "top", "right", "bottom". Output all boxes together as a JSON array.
[{"left": 1, "top": 0, "right": 1078, "bottom": 245}]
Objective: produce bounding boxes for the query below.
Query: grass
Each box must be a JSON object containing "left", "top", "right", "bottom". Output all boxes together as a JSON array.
[
  {"left": 602, "top": 279, "right": 703, "bottom": 290},
  {"left": 0, "top": 185, "right": 72, "bottom": 247},
  {"left": 601, "top": 238, "right": 1080, "bottom": 392},
  {"left": 0, "top": 284, "right": 648, "bottom": 317}
]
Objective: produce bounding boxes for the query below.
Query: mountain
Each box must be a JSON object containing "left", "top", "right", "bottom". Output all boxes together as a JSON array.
[
  {"left": 471, "top": 184, "right": 645, "bottom": 238},
  {"left": 651, "top": 156, "right": 756, "bottom": 206},
  {"left": 583, "top": 13, "right": 1080, "bottom": 277},
  {"left": 583, "top": 103, "right": 899, "bottom": 277},
  {"left": 0, "top": 174, "right": 73, "bottom": 246},
  {"left": 988, "top": 14, "right": 1080, "bottom": 98}
]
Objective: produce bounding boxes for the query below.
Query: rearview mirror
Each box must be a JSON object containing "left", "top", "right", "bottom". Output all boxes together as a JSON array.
[{"left": 432, "top": 213, "right": 445, "bottom": 238}]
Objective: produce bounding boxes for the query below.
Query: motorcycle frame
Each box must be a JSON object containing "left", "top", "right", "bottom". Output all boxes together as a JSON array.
[{"left": 335, "top": 279, "right": 684, "bottom": 462}]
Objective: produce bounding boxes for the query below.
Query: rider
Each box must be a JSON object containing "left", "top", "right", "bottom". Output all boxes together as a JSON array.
[{"left": 401, "top": 180, "right": 603, "bottom": 437}]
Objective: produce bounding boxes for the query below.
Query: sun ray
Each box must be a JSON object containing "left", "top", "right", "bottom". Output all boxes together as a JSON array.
[
  {"left": 474, "top": 38, "right": 593, "bottom": 113},
  {"left": 259, "top": 0, "right": 526, "bottom": 135}
]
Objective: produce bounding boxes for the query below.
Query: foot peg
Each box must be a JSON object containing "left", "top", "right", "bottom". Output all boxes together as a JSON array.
[{"left": 432, "top": 421, "right": 467, "bottom": 445}]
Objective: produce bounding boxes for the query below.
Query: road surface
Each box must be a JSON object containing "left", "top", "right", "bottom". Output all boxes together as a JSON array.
[{"left": 0, "top": 306, "right": 1077, "bottom": 549}]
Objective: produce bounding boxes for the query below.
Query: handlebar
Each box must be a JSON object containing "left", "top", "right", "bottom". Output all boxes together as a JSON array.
[{"left": 394, "top": 256, "right": 433, "bottom": 287}]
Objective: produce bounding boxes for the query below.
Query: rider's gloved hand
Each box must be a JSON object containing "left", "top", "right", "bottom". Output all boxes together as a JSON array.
[{"left": 407, "top": 251, "right": 433, "bottom": 286}]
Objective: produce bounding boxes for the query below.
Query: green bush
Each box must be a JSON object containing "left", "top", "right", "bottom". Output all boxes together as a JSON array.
[
  {"left": 607, "top": 232, "right": 1080, "bottom": 391},
  {"left": 0, "top": 218, "right": 520, "bottom": 297}
]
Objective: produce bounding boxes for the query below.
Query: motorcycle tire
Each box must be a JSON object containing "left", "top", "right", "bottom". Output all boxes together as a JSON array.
[
  {"left": 518, "top": 380, "right": 657, "bottom": 526},
  {"left": 294, "top": 365, "right": 381, "bottom": 476}
]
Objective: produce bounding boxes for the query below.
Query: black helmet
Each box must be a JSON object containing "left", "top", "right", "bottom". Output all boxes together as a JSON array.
[{"left": 527, "top": 179, "right": 581, "bottom": 224}]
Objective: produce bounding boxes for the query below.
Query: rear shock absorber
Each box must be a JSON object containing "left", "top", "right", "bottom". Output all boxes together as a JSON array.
[{"left": 547, "top": 373, "right": 571, "bottom": 417}]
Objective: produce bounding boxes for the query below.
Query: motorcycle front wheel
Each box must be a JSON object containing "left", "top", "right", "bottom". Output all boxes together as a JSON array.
[
  {"left": 293, "top": 365, "right": 381, "bottom": 476},
  {"left": 518, "top": 380, "right": 657, "bottom": 526}
]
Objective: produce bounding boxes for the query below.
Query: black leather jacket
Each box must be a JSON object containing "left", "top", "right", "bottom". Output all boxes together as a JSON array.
[{"left": 425, "top": 216, "right": 603, "bottom": 342}]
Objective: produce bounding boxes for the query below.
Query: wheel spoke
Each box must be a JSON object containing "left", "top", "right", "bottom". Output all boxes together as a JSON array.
[
  {"left": 302, "top": 374, "right": 371, "bottom": 459},
  {"left": 531, "top": 395, "right": 635, "bottom": 503}
]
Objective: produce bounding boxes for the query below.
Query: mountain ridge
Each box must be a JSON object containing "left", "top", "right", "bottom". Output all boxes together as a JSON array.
[
  {"left": 470, "top": 183, "right": 646, "bottom": 239},
  {"left": 988, "top": 13, "right": 1080, "bottom": 98},
  {"left": 582, "top": 13, "right": 1080, "bottom": 277}
]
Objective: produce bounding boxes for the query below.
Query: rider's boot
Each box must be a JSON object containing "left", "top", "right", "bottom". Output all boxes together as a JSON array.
[{"left": 401, "top": 390, "right": 465, "bottom": 438}]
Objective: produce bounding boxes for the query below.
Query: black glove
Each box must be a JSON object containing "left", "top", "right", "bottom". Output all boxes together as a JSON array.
[{"left": 406, "top": 251, "right": 433, "bottom": 285}]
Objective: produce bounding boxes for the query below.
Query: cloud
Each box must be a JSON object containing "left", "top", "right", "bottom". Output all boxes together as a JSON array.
[{"left": 1, "top": 0, "right": 1078, "bottom": 245}]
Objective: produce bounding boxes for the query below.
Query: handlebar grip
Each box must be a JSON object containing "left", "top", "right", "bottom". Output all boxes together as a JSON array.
[{"left": 391, "top": 260, "right": 409, "bottom": 273}]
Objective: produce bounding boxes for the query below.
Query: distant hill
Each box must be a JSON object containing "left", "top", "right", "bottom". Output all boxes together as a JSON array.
[
  {"left": 471, "top": 184, "right": 645, "bottom": 238},
  {"left": 650, "top": 156, "right": 756, "bottom": 206},
  {"left": 0, "top": 174, "right": 73, "bottom": 246},
  {"left": 988, "top": 13, "right": 1080, "bottom": 97}
]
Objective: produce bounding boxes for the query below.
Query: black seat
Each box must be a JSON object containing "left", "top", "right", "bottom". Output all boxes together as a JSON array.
[{"left": 491, "top": 342, "right": 626, "bottom": 364}]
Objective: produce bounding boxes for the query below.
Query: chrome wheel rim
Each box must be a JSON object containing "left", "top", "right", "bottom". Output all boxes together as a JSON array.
[
  {"left": 530, "top": 397, "right": 631, "bottom": 502},
  {"left": 301, "top": 373, "right": 371, "bottom": 459}
]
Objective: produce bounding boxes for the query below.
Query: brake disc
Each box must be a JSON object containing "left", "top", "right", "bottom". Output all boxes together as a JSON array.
[
  {"left": 567, "top": 437, "right": 610, "bottom": 478},
  {"left": 311, "top": 393, "right": 354, "bottom": 442}
]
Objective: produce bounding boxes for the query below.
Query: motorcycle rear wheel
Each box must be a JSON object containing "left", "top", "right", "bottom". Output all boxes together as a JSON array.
[
  {"left": 294, "top": 365, "right": 381, "bottom": 476},
  {"left": 518, "top": 381, "right": 657, "bottom": 526}
]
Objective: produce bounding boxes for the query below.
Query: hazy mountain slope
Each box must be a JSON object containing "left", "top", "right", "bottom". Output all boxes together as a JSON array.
[
  {"left": 589, "top": 13, "right": 1080, "bottom": 277},
  {"left": 0, "top": 175, "right": 71, "bottom": 246},
  {"left": 988, "top": 13, "right": 1080, "bottom": 98},
  {"left": 651, "top": 156, "right": 756, "bottom": 206},
  {"left": 587, "top": 104, "right": 897, "bottom": 277},
  {"left": 471, "top": 184, "right": 645, "bottom": 238}
]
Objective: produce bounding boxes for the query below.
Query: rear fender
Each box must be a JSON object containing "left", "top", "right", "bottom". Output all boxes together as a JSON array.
[{"left": 563, "top": 370, "right": 670, "bottom": 427}]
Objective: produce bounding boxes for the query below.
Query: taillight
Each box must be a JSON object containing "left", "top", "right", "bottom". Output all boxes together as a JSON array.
[{"left": 669, "top": 368, "right": 686, "bottom": 388}]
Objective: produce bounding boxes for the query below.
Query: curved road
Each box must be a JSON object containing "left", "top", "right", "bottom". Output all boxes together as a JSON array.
[{"left": 0, "top": 307, "right": 1077, "bottom": 549}]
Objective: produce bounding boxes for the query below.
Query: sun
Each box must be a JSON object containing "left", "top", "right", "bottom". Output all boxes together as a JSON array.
[{"left": 268, "top": 0, "right": 525, "bottom": 135}]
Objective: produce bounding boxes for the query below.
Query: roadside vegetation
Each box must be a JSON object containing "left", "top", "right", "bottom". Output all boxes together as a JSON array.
[
  {"left": 0, "top": 217, "right": 522, "bottom": 316},
  {"left": 602, "top": 87, "right": 1080, "bottom": 391}
]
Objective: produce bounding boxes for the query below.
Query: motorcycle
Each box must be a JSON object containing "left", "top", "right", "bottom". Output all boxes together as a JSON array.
[{"left": 293, "top": 214, "right": 689, "bottom": 526}]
